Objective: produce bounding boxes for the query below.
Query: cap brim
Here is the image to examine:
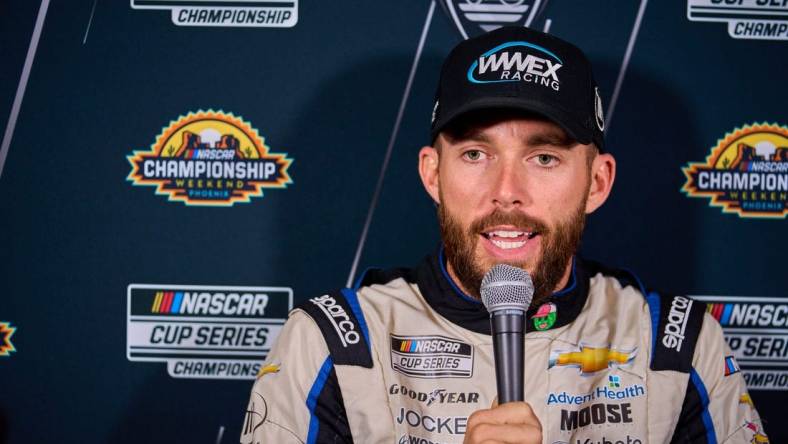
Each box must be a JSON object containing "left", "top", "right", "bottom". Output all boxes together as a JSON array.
[{"left": 431, "top": 97, "right": 592, "bottom": 147}]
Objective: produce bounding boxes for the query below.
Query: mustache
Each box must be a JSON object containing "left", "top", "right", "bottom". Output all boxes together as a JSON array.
[{"left": 468, "top": 209, "right": 549, "bottom": 235}]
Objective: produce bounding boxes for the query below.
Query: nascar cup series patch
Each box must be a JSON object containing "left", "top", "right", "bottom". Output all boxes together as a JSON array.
[
  {"left": 681, "top": 123, "right": 787, "bottom": 218},
  {"left": 390, "top": 334, "right": 474, "bottom": 378},
  {"left": 127, "top": 110, "right": 293, "bottom": 206}
]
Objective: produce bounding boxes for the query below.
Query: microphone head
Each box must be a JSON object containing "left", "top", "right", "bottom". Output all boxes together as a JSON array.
[{"left": 480, "top": 264, "right": 534, "bottom": 313}]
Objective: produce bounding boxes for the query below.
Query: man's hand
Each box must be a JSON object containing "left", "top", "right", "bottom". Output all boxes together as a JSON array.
[{"left": 463, "top": 400, "right": 542, "bottom": 444}]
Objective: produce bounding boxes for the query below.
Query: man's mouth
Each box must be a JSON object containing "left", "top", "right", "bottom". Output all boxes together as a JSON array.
[{"left": 481, "top": 229, "right": 539, "bottom": 250}]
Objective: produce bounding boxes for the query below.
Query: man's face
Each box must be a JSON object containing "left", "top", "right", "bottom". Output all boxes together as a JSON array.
[{"left": 422, "top": 112, "right": 602, "bottom": 304}]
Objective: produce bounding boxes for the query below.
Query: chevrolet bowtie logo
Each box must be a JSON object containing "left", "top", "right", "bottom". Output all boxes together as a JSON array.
[
  {"left": 548, "top": 345, "right": 637, "bottom": 374},
  {"left": 256, "top": 363, "right": 280, "bottom": 379}
]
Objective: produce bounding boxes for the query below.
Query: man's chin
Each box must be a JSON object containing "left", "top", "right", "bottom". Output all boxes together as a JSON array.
[{"left": 476, "top": 235, "right": 542, "bottom": 273}]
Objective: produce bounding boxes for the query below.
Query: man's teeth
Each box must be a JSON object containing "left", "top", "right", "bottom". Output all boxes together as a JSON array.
[
  {"left": 485, "top": 230, "right": 536, "bottom": 249},
  {"left": 490, "top": 239, "right": 527, "bottom": 249},
  {"left": 488, "top": 230, "right": 526, "bottom": 238}
]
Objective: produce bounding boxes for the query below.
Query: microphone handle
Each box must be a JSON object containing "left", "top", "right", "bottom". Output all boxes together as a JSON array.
[{"left": 491, "top": 310, "right": 525, "bottom": 404}]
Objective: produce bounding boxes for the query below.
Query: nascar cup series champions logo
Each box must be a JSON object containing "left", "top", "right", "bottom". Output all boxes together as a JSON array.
[
  {"left": 682, "top": 123, "right": 788, "bottom": 218},
  {"left": 127, "top": 110, "right": 293, "bottom": 206},
  {"left": 127, "top": 284, "right": 293, "bottom": 379}
]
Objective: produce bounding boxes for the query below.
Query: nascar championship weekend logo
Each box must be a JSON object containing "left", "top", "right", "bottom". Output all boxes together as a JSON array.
[
  {"left": 696, "top": 295, "right": 788, "bottom": 390},
  {"left": 127, "top": 284, "right": 292, "bottom": 379},
  {"left": 127, "top": 110, "right": 293, "bottom": 206},
  {"left": 682, "top": 123, "right": 788, "bottom": 218}
]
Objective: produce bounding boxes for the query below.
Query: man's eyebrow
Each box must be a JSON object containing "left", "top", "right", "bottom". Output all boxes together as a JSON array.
[
  {"left": 526, "top": 131, "right": 576, "bottom": 148},
  {"left": 445, "top": 128, "right": 492, "bottom": 145}
]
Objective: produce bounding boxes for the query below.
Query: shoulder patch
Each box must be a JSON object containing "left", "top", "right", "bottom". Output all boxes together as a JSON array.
[
  {"left": 651, "top": 294, "right": 706, "bottom": 373},
  {"left": 297, "top": 290, "right": 373, "bottom": 368}
]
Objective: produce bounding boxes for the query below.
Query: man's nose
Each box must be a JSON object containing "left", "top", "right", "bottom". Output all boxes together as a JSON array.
[{"left": 491, "top": 161, "right": 530, "bottom": 209}]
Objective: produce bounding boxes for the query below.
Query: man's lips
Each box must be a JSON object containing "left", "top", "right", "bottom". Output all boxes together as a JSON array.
[{"left": 481, "top": 227, "right": 539, "bottom": 250}]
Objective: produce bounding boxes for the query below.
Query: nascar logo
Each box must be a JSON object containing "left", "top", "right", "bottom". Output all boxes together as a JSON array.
[
  {"left": 706, "top": 301, "right": 788, "bottom": 327},
  {"left": 397, "top": 338, "right": 463, "bottom": 354},
  {"left": 150, "top": 290, "right": 269, "bottom": 316}
]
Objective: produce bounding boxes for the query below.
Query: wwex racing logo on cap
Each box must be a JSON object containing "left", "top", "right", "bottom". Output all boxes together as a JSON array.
[{"left": 467, "top": 41, "right": 563, "bottom": 91}]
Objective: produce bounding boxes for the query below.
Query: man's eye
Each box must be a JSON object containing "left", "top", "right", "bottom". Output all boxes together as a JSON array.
[
  {"left": 535, "top": 154, "right": 557, "bottom": 166},
  {"left": 463, "top": 150, "right": 484, "bottom": 161}
]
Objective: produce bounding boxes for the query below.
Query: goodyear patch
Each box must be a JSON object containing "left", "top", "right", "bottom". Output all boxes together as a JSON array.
[
  {"left": 127, "top": 110, "right": 293, "bottom": 206},
  {"left": 682, "top": 123, "right": 788, "bottom": 218}
]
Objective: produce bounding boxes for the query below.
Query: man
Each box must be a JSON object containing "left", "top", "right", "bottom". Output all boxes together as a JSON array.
[{"left": 241, "top": 26, "right": 767, "bottom": 444}]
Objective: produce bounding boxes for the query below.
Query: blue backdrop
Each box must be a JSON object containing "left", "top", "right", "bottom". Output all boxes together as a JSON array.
[{"left": 1, "top": 1, "right": 786, "bottom": 442}]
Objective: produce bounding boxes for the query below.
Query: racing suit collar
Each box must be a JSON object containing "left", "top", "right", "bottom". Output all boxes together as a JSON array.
[{"left": 413, "top": 246, "right": 590, "bottom": 335}]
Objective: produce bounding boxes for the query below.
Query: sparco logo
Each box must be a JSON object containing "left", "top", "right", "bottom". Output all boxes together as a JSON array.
[
  {"left": 389, "top": 384, "right": 479, "bottom": 406},
  {"left": 468, "top": 42, "right": 562, "bottom": 90},
  {"left": 663, "top": 296, "right": 694, "bottom": 351},
  {"left": 560, "top": 402, "right": 633, "bottom": 431},
  {"left": 310, "top": 295, "right": 360, "bottom": 346}
]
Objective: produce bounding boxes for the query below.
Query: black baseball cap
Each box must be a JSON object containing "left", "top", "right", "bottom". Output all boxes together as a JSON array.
[{"left": 430, "top": 26, "right": 605, "bottom": 150}]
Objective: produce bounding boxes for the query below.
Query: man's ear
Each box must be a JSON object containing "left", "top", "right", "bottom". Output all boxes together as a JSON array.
[
  {"left": 585, "top": 151, "right": 616, "bottom": 214},
  {"left": 418, "top": 145, "right": 441, "bottom": 204}
]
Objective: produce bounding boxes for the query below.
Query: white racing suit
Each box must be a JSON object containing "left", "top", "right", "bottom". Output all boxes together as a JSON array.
[{"left": 241, "top": 249, "right": 768, "bottom": 444}]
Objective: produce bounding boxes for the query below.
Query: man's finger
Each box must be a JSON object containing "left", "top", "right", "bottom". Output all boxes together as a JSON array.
[
  {"left": 465, "top": 422, "right": 541, "bottom": 444},
  {"left": 468, "top": 402, "right": 540, "bottom": 427}
]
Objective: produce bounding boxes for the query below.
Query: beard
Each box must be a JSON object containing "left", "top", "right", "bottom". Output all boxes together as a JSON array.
[{"left": 439, "top": 199, "right": 586, "bottom": 306}]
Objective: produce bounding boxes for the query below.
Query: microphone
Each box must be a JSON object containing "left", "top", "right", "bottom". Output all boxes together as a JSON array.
[{"left": 480, "top": 264, "right": 534, "bottom": 404}]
